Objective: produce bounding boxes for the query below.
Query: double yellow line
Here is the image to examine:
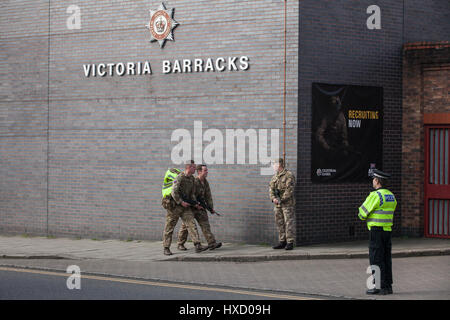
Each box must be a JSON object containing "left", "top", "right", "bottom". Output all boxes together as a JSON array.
[{"left": 0, "top": 266, "right": 320, "bottom": 300}]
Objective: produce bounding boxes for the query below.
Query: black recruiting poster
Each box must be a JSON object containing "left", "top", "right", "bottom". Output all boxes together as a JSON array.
[{"left": 311, "top": 83, "right": 383, "bottom": 182}]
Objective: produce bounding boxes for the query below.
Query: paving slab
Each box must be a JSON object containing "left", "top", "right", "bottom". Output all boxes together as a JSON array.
[{"left": 0, "top": 235, "right": 449, "bottom": 262}]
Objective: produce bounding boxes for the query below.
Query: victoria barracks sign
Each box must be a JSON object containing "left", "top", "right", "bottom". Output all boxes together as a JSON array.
[{"left": 82, "top": 3, "right": 250, "bottom": 77}]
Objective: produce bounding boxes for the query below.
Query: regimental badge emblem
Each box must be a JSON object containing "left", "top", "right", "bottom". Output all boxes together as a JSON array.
[{"left": 145, "top": 2, "right": 179, "bottom": 48}]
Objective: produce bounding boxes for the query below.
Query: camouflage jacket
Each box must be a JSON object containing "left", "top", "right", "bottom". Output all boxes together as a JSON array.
[
  {"left": 195, "top": 177, "right": 213, "bottom": 211},
  {"left": 269, "top": 169, "right": 296, "bottom": 207},
  {"left": 171, "top": 172, "right": 196, "bottom": 206}
]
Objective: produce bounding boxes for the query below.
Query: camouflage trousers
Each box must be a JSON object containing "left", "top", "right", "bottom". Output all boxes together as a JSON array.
[
  {"left": 163, "top": 205, "right": 200, "bottom": 248},
  {"left": 178, "top": 210, "right": 216, "bottom": 246},
  {"left": 274, "top": 205, "right": 295, "bottom": 244}
]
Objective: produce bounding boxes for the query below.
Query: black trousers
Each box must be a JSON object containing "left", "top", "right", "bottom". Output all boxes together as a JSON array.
[{"left": 369, "top": 227, "right": 393, "bottom": 289}]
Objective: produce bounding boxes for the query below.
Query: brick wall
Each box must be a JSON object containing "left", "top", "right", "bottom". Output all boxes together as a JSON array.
[
  {"left": 0, "top": 0, "right": 299, "bottom": 244},
  {"left": 1, "top": 0, "right": 449, "bottom": 244},
  {"left": 298, "top": 0, "right": 404, "bottom": 243},
  {"left": 401, "top": 44, "right": 450, "bottom": 236},
  {"left": 297, "top": 0, "right": 449, "bottom": 244},
  {"left": 0, "top": 0, "right": 49, "bottom": 236}
]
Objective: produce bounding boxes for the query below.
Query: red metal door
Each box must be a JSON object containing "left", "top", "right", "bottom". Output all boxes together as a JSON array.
[{"left": 424, "top": 125, "right": 450, "bottom": 238}]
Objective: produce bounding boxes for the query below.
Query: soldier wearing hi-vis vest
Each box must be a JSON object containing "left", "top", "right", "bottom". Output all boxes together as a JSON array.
[
  {"left": 161, "top": 160, "right": 208, "bottom": 256},
  {"left": 269, "top": 158, "right": 296, "bottom": 250},
  {"left": 359, "top": 169, "right": 397, "bottom": 295}
]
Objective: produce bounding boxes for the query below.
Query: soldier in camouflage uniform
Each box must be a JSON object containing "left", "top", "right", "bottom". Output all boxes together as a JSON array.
[
  {"left": 162, "top": 161, "right": 208, "bottom": 256},
  {"left": 177, "top": 164, "right": 222, "bottom": 250},
  {"left": 269, "top": 158, "right": 296, "bottom": 250}
]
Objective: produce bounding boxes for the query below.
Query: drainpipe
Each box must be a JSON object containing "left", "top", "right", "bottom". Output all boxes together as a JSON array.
[{"left": 283, "top": 0, "right": 287, "bottom": 164}]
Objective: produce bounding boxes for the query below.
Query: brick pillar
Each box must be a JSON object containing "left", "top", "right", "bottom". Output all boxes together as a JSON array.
[{"left": 401, "top": 43, "right": 450, "bottom": 237}]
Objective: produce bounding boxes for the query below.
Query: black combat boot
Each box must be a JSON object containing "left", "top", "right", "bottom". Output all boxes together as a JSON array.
[
  {"left": 379, "top": 288, "right": 389, "bottom": 295},
  {"left": 163, "top": 247, "right": 173, "bottom": 256},
  {"left": 177, "top": 244, "right": 187, "bottom": 251},
  {"left": 272, "top": 241, "right": 287, "bottom": 249},
  {"left": 366, "top": 288, "right": 380, "bottom": 295},
  {"left": 194, "top": 243, "right": 208, "bottom": 253},
  {"left": 208, "top": 242, "right": 222, "bottom": 250},
  {"left": 285, "top": 242, "right": 294, "bottom": 250}
]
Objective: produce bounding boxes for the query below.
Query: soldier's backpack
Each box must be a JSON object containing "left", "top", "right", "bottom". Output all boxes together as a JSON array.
[{"left": 161, "top": 168, "right": 181, "bottom": 209}]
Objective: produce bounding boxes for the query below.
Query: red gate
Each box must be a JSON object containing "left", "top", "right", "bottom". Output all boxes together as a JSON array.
[{"left": 424, "top": 125, "right": 450, "bottom": 238}]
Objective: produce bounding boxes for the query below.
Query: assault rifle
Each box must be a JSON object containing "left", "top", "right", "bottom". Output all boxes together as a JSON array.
[
  {"left": 180, "top": 193, "right": 220, "bottom": 216},
  {"left": 274, "top": 189, "right": 281, "bottom": 204},
  {"left": 180, "top": 193, "right": 200, "bottom": 207},
  {"left": 197, "top": 197, "right": 221, "bottom": 216}
]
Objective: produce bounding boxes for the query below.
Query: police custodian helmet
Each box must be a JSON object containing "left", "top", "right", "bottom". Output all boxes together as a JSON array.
[{"left": 368, "top": 168, "right": 391, "bottom": 179}]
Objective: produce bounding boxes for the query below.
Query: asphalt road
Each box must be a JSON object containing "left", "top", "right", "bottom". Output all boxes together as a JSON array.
[
  {"left": 1, "top": 255, "right": 449, "bottom": 300},
  {"left": 0, "top": 267, "right": 315, "bottom": 300}
]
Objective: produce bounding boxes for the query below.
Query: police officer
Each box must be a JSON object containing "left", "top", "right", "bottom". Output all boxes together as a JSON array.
[
  {"left": 177, "top": 164, "right": 222, "bottom": 251},
  {"left": 359, "top": 169, "right": 397, "bottom": 295},
  {"left": 161, "top": 160, "right": 208, "bottom": 256},
  {"left": 269, "top": 158, "right": 296, "bottom": 250}
]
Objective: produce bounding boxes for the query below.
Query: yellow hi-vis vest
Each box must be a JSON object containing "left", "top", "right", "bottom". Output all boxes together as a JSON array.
[
  {"left": 162, "top": 168, "right": 181, "bottom": 198},
  {"left": 358, "top": 188, "right": 397, "bottom": 231}
]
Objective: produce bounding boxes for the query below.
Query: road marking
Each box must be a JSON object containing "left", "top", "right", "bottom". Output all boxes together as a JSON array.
[{"left": 0, "top": 266, "right": 320, "bottom": 300}]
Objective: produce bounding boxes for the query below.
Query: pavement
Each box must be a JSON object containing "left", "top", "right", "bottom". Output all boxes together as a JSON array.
[
  {"left": 0, "top": 234, "right": 449, "bottom": 262},
  {"left": 1, "top": 235, "right": 449, "bottom": 300}
]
